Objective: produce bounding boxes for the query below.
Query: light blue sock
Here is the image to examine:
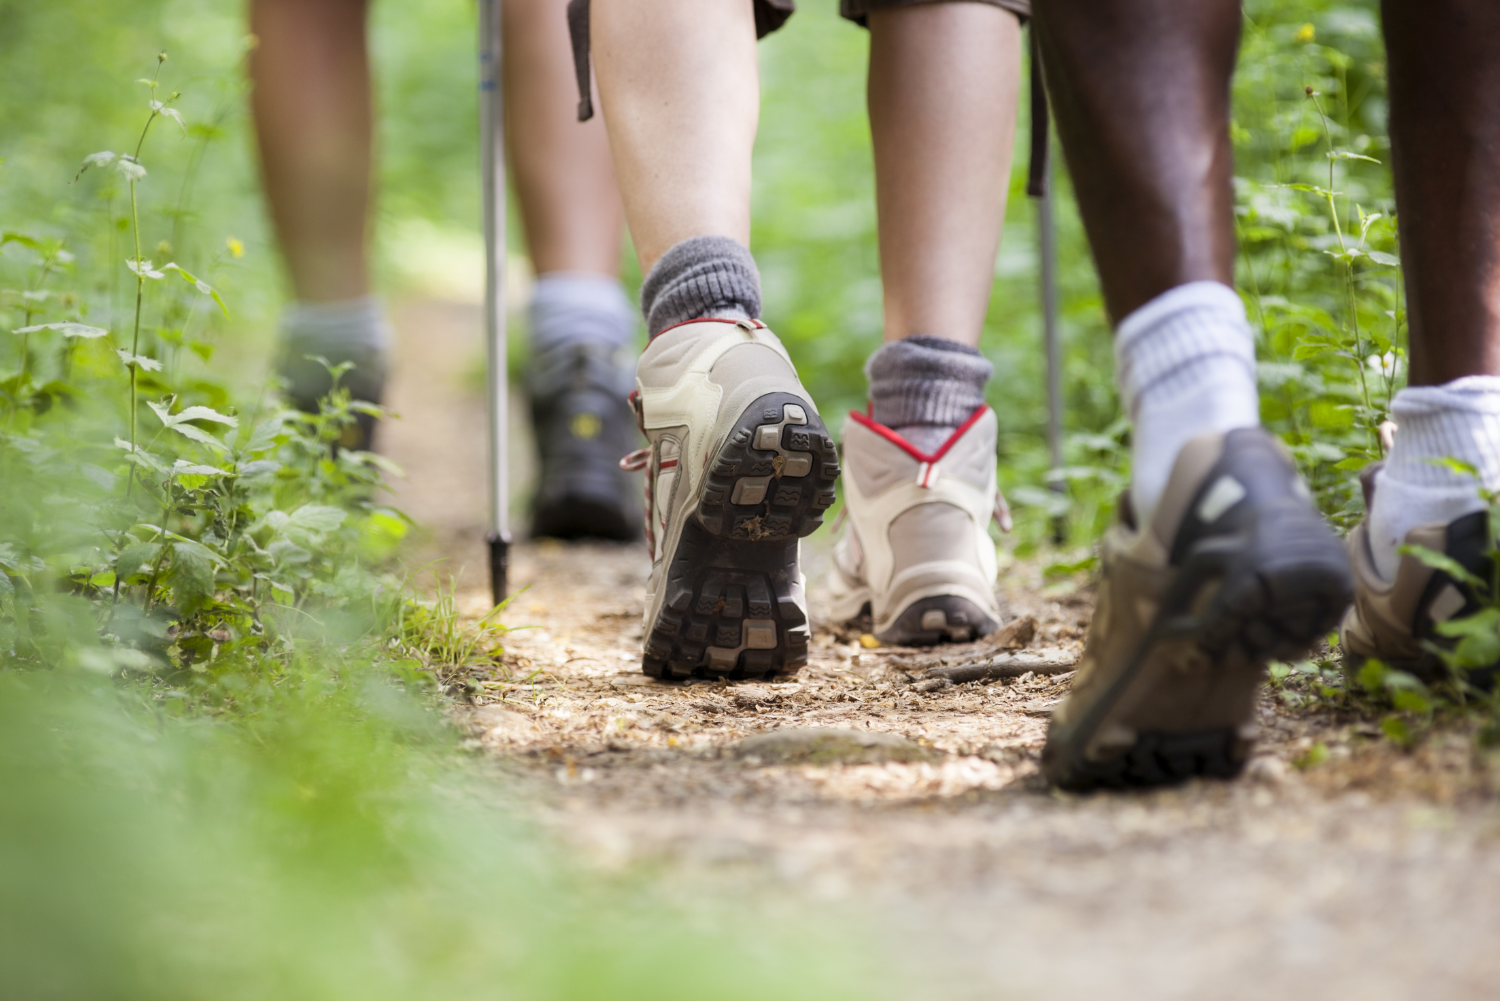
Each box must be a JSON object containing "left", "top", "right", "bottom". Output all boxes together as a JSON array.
[{"left": 528, "top": 272, "right": 636, "bottom": 357}]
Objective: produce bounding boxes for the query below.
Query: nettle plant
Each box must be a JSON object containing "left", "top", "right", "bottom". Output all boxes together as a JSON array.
[
  {"left": 1233, "top": 10, "right": 1405, "bottom": 529},
  {"left": 1, "top": 56, "right": 406, "bottom": 679}
]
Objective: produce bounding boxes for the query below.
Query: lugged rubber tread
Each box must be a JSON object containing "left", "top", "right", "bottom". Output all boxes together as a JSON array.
[
  {"left": 643, "top": 392, "right": 837, "bottom": 680},
  {"left": 876, "top": 595, "right": 999, "bottom": 647},
  {"left": 1055, "top": 727, "right": 1253, "bottom": 790}
]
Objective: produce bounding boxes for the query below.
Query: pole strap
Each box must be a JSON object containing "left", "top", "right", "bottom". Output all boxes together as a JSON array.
[
  {"left": 568, "top": 0, "right": 595, "bottom": 122},
  {"left": 1026, "top": 26, "right": 1050, "bottom": 200}
]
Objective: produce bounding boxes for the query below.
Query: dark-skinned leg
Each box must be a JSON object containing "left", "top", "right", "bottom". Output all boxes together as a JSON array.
[
  {"left": 1035, "top": 0, "right": 1259, "bottom": 530},
  {"left": 1037, "top": 0, "right": 1351, "bottom": 790},
  {"left": 1358, "top": 1, "right": 1500, "bottom": 587},
  {"left": 1384, "top": 0, "right": 1500, "bottom": 385},
  {"left": 1034, "top": 0, "right": 1240, "bottom": 324}
]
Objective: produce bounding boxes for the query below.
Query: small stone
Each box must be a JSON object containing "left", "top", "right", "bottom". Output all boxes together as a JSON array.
[
  {"left": 731, "top": 686, "right": 775, "bottom": 706},
  {"left": 732, "top": 727, "right": 937, "bottom": 766},
  {"left": 1246, "top": 755, "right": 1288, "bottom": 785},
  {"left": 473, "top": 705, "right": 535, "bottom": 734}
]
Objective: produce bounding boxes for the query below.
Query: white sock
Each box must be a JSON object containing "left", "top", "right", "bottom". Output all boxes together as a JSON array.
[
  {"left": 1115, "top": 281, "right": 1261, "bottom": 526},
  {"left": 1368, "top": 376, "right": 1500, "bottom": 580}
]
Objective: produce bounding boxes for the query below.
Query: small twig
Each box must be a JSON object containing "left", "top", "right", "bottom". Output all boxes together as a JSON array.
[{"left": 925, "top": 653, "right": 1077, "bottom": 685}]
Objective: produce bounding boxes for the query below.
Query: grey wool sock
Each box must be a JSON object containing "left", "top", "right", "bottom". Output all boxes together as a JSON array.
[
  {"left": 866, "top": 335, "right": 992, "bottom": 452},
  {"left": 639, "top": 235, "right": 762, "bottom": 337}
]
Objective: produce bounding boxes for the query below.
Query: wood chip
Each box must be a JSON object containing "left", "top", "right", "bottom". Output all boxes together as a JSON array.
[{"left": 986, "top": 615, "right": 1037, "bottom": 650}]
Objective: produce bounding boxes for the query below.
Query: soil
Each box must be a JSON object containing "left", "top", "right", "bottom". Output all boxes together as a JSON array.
[{"left": 383, "top": 298, "right": 1500, "bottom": 1001}]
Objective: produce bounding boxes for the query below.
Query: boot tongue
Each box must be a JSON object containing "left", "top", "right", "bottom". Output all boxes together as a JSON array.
[
  {"left": 1147, "top": 432, "right": 1232, "bottom": 551},
  {"left": 894, "top": 424, "right": 957, "bottom": 455}
]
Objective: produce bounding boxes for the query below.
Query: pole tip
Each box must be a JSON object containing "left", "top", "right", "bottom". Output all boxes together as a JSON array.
[{"left": 487, "top": 534, "right": 510, "bottom": 607}]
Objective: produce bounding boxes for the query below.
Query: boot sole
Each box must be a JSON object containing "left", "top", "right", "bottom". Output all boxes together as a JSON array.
[
  {"left": 1044, "top": 512, "right": 1352, "bottom": 791},
  {"left": 875, "top": 595, "right": 1000, "bottom": 646},
  {"left": 531, "top": 495, "right": 639, "bottom": 542},
  {"left": 643, "top": 392, "right": 840, "bottom": 680}
]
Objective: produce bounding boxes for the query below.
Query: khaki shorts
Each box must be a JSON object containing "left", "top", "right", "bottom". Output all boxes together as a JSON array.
[{"left": 756, "top": 0, "right": 1030, "bottom": 36}]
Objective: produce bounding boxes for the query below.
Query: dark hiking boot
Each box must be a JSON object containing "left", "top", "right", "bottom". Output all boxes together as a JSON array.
[
  {"left": 1042, "top": 427, "right": 1352, "bottom": 791},
  {"left": 527, "top": 342, "right": 641, "bottom": 541}
]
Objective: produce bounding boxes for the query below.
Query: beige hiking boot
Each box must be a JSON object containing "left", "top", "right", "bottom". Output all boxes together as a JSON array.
[
  {"left": 1042, "top": 427, "right": 1352, "bottom": 790},
  {"left": 826, "top": 408, "right": 1002, "bottom": 645},
  {"left": 627, "top": 318, "right": 840, "bottom": 680},
  {"left": 1341, "top": 469, "right": 1496, "bottom": 687}
]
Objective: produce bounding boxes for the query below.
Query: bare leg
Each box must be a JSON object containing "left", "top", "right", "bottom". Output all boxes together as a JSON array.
[
  {"left": 250, "top": 0, "right": 373, "bottom": 304},
  {"left": 504, "top": 0, "right": 625, "bottom": 276},
  {"left": 868, "top": 3, "right": 1022, "bottom": 348},
  {"left": 1359, "top": 0, "right": 1500, "bottom": 582},
  {"left": 253, "top": 0, "right": 623, "bottom": 296},
  {"left": 1383, "top": 0, "right": 1500, "bottom": 385},
  {"left": 1034, "top": 0, "right": 1241, "bottom": 324},
  {"left": 591, "top": 0, "right": 759, "bottom": 275}
]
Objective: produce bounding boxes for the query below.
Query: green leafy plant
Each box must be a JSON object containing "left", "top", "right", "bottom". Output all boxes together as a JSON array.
[
  {"left": 1, "top": 56, "right": 412, "bottom": 686},
  {"left": 1234, "top": 6, "right": 1406, "bottom": 527}
]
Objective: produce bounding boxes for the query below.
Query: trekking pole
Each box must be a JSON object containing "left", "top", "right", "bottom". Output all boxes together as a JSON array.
[
  {"left": 480, "top": 0, "right": 511, "bottom": 605},
  {"left": 1026, "top": 29, "right": 1067, "bottom": 545},
  {"left": 1039, "top": 176, "right": 1066, "bottom": 545}
]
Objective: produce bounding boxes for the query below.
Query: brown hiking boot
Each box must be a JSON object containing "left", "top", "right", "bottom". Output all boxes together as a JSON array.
[
  {"left": 1341, "top": 471, "right": 1496, "bottom": 687},
  {"left": 1042, "top": 427, "right": 1352, "bottom": 790}
]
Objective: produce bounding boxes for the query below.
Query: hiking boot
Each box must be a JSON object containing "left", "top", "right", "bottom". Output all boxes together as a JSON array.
[
  {"left": 631, "top": 318, "right": 840, "bottom": 679},
  {"left": 1341, "top": 467, "right": 1497, "bottom": 688},
  {"left": 827, "top": 408, "right": 1002, "bottom": 645},
  {"left": 1042, "top": 427, "right": 1352, "bottom": 790},
  {"left": 528, "top": 342, "right": 641, "bottom": 541}
]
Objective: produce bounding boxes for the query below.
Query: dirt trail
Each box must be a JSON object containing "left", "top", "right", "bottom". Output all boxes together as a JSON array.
[{"left": 383, "top": 299, "right": 1500, "bottom": 1001}]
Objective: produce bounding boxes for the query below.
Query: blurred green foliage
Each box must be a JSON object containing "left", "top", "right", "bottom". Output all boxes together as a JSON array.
[{"left": 0, "top": 663, "right": 878, "bottom": 1001}]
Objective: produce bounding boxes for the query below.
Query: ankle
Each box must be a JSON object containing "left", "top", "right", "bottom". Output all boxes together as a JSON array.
[
  {"left": 281, "top": 294, "right": 391, "bottom": 357},
  {"left": 865, "top": 336, "right": 992, "bottom": 443},
  {"left": 639, "top": 236, "right": 761, "bottom": 337},
  {"left": 1367, "top": 376, "right": 1500, "bottom": 579},
  {"left": 1116, "top": 282, "right": 1259, "bottom": 524}
]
